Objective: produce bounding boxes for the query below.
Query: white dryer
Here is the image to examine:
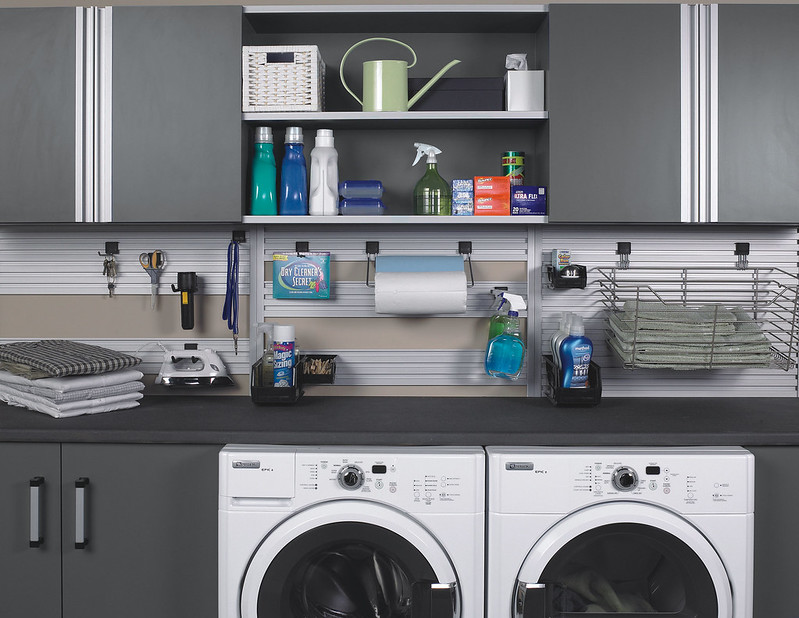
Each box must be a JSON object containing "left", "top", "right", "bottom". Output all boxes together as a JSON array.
[
  {"left": 219, "top": 445, "right": 484, "bottom": 618},
  {"left": 486, "top": 447, "right": 753, "bottom": 618}
]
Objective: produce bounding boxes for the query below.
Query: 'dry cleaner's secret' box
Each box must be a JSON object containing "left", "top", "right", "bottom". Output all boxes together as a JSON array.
[{"left": 272, "top": 252, "right": 330, "bottom": 299}]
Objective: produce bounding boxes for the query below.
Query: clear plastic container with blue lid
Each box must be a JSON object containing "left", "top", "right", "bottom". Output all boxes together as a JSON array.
[
  {"left": 338, "top": 180, "right": 384, "bottom": 199},
  {"left": 338, "top": 197, "right": 386, "bottom": 216}
]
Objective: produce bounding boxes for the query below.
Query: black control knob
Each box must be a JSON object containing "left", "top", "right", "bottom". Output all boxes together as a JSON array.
[
  {"left": 337, "top": 465, "right": 365, "bottom": 490},
  {"left": 612, "top": 466, "right": 639, "bottom": 491}
]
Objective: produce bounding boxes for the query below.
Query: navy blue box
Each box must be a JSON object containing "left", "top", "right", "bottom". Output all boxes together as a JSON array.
[{"left": 511, "top": 186, "right": 547, "bottom": 215}]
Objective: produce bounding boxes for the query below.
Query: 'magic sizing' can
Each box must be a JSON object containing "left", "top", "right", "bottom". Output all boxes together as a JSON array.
[{"left": 502, "top": 151, "right": 525, "bottom": 186}]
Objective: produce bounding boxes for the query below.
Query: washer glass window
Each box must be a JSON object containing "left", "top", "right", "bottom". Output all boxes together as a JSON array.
[
  {"left": 255, "top": 522, "right": 448, "bottom": 618},
  {"left": 534, "top": 523, "right": 718, "bottom": 616}
]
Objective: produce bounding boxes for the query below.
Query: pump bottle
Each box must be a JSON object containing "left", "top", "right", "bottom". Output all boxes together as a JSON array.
[
  {"left": 559, "top": 314, "right": 593, "bottom": 388},
  {"left": 485, "top": 293, "right": 526, "bottom": 380},
  {"left": 250, "top": 126, "right": 277, "bottom": 215},
  {"left": 308, "top": 129, "right": 339, "bottom": 216},
  {"left": 412, "top": 142, "right": 451, "bottom": 215},
  {"left": 280, "top": 126, "right": 308, "bottom": 215}
]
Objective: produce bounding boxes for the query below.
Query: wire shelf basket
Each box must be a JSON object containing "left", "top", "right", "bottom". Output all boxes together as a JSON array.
[{"left": 597, "top": 266, "right": 799, "bottom": 371}]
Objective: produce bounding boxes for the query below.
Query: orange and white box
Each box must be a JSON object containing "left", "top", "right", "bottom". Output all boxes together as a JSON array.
[{"left": 473, "top": 176, "right": 510, "bottom": 215}]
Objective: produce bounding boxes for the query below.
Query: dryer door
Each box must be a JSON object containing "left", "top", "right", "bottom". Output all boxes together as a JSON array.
[
  {"left": 240, "top": 501, "right": 460, "bottom": 618},
  {"left": 514, "top": 502, "right": 732, "bottom": 618}
]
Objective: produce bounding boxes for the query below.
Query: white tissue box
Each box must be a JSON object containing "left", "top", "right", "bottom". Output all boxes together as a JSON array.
[{"left": 505, "top": 70, "right": 545, "bottom": 112}]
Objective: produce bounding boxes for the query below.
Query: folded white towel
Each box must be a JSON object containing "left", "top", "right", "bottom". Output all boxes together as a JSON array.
[
  {"left": 0, "top": 368, "right": 143, "bottom": 396},
  {"left": 0, "top": 385, "right": 143, "bottom": 418}
]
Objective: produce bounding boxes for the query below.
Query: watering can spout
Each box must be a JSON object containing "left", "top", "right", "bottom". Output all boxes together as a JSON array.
[{"left": 408, "top": 59, "right": 461, "bottom": 109}]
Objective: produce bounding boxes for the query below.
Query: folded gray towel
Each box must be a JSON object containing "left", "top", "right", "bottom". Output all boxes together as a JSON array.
[
  {"left": 620, "top": 301, "right": 737, "bottom": 334},
  {"left": 608, "top": 336, "right": 772, "bottom": 370},
  {"left": 0, "top": 340, "right": 141, "bottom": 378}
]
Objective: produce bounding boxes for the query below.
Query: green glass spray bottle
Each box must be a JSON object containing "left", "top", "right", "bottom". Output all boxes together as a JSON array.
[{"left": 412, "top": 143, "right": 451, "bottom": 215}]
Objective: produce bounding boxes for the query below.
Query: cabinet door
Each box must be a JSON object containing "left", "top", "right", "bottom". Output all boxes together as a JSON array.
[
  {"left": 61, "top": 443, "right": 220, "bottom": 618},
  {"left": 717, "top": 6, "right": 799, "bottom": 223},
  {"left": 111, "top": 7, "right": 242, "bottom": 222},
  {"left": 548, "top": 5, "right": 683, "bottom": 222},
  {"left": 0, "top": 8, "right": 77, "bottom": 223},
  {"left": 0, "top": 443, "right": 62, "bottom": 618}
]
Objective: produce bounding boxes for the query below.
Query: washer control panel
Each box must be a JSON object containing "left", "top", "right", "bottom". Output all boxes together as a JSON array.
[{"left": 492, "top": 448, "right": 753, "bottom": 514}]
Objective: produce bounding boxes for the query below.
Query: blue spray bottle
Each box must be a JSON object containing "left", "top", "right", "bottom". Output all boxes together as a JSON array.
[
  {"left": 280, "top": 126, "right": 308, "bottom": 215},
  {"left": 559, "top": 314, "right": 593, "bottom": 388},
  {"left": 485, "top": 293, "right": 526, "bottom": 380}
]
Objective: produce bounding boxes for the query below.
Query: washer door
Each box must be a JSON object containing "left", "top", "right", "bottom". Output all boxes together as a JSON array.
[
  {"left": 240, "top": 501, "right": 459, "bottom": 618},
  {"left": 515, "top": 503, "right": 732, "bottom": 618}
]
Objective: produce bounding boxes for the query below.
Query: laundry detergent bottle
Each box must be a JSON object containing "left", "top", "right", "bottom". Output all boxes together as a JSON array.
[
  {"left": 308, "top": 129, "right": 339, "bottom": 216},
  {"left": 485, "top": 293, "right": 526, "bottom": 380},
  {"left": 412, "top": 142, "right": 451, "bottom": 215},
  {"left": 559, "top": 314, "right": 593, "bottom": 388},
  {"left": 280, "top": 126, "right": 308, "bottom": 215},
  {"left": 250, "top": 126, "right": 277, "bottom": 215}
]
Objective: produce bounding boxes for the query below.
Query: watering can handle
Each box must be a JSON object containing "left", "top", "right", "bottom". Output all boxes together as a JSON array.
[{"left": 339, "top": 37, "right": 418, "bottom": 107}]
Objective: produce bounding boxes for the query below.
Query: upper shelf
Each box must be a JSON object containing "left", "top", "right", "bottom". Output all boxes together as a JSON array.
[
  {"left": 242, "top": 111, "right": 549, "bottom": 127},
  {"left": 242, "top": 215, "right": 548, "bottom": 224}
]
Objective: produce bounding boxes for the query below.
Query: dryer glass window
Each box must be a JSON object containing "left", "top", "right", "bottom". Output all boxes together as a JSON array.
[
  {"left": 255, "top": 522, "right": 453, "bottom": 618},
  {"left": 535, "top": 523, "right": 717, "bottom": 617}
]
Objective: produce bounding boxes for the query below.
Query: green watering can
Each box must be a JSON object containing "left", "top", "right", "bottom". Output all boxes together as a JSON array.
[{"left": 340, "top": 37, "right": 461, "bottom": 112}]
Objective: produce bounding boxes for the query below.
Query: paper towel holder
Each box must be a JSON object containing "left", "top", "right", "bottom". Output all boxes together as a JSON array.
[{"left": 364, "top": 241, "right": 475, "bottom": 288}]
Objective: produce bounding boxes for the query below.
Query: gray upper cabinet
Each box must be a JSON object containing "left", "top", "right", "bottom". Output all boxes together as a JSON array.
[
  {"left": 717, "top": 5, "right": 799, "bottom": 223},
  {"left": 548, "top": 5, "right": 683, "bottom": 223},
  {"left": 111, "top": 6, "right": 243, "bottom": 223},
  {"left": 0, "top": 8, "right": 77, "bottom": 223}
]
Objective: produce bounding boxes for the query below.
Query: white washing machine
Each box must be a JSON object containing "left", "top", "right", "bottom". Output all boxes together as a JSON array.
[
  {"left": 219, "top": 445, "right": 484, "bottom": 618},
  {"left": 486, "top": 447, "right": 753, "bottom": 618}
]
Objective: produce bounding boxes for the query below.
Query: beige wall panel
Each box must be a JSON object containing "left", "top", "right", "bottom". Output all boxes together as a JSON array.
[
  {"left": 266, "top": 260, "right": 527, "bottom": 283},
  {"left": 0, "top": 295, "right": 249, "bottom": 339},
  {"left": 274, "top": 317, "right": 525, "bottom": 350}
]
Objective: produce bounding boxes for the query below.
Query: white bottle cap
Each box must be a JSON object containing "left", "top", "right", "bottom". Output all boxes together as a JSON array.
[
  {"left": 315, "top": 128, "right": 334, "bottom": 147},
  {"left": 273, "top": 324, "right": 295, "bottom": 343},
  {"left": 570, "top": 315, "right": 585, "bottom": 336},
  {"left": 255, "top": 126, "right": 272, "bottom": 143},
  {"left": 285, "top": 126, "right": 303, "bottom": 144}
]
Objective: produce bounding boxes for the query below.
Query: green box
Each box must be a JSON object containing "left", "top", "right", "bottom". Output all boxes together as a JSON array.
[{"left": 272, "top": 252, "right": 330, "bottom": 299}]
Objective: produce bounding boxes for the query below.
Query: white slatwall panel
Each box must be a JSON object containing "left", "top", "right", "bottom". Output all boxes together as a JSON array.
[
  {"left": 0, "top": 226, "right": 250, "bottom": 295},
  {"left": 538, "top": 225, "right": 799, "bottom": 397}
]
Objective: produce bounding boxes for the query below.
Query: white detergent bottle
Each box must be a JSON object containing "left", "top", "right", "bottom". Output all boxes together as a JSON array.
[
  {"left": 551, "top": 312, "right": 572, "bottom": 368},
  {"left": 309, "top": 129, "right": 339, "bottom": 216}
]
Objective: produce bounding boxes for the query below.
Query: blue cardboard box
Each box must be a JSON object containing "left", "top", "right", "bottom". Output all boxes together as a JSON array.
[
  {"left": 510, "top": 186, "right": 547, "bottom": 216},
  {"left": 272, "top": 252, "right": 330, "bottom": 299}
]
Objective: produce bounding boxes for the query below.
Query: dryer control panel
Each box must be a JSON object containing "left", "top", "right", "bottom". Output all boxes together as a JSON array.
[{"left": 488, "top": 447, "right": 754, "bottom": 515}]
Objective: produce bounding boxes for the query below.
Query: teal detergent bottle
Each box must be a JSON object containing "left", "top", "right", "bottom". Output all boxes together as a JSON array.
[
  {"left": 485, "top": 293, "right": 527, "bottom": 380},
  {"left": 250, "top": 126, "right": 277, "bottom": 215},
  {"left": 559, "top": 314, "right": 593, "bottom": 388}
]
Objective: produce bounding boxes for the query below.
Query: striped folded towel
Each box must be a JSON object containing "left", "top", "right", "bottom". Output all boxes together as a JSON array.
[
  {"left": 0, "top": 369, "right": 144, "bottom": 403},
  {"left": 0, "top": 340, "right": 141, "bottom": 379}
]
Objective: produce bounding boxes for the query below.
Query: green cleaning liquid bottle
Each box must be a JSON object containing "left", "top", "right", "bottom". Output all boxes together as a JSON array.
[
  {"left": 412, "top": 142, "right": 451, "bottom": 215},
  {"left": 485, "top": 293, "right": 527, "bottom": 380},
  {"left": 250, "top": 126, "right": 277, "bottom": 215}
]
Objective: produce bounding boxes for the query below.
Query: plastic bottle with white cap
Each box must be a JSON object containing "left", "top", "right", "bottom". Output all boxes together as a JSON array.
[
  {"left": 272, "top": 324, "right": 296, "bottom": 387},
  {"left": 558, "top": 315, "right": 593, "bottom": 389},
  {"left": 308, "top": 129, "right": 339, "bottom": 216}
]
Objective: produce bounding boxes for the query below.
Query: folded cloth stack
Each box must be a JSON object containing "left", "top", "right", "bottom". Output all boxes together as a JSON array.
[
  {"left": 0, "top": 340, "right": 143, "bottom": 418},
  {"left": 608, "top": 302, "right": 772, "bottom": 370}
]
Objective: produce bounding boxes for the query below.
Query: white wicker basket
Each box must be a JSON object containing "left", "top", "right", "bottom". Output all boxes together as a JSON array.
[{"left": 243, "top": 45, "right": 325, "bottom": 112}]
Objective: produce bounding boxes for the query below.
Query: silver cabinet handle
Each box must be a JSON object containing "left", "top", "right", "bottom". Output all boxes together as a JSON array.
[
  {"left": 75, "top": 477, "right": 89, "bottom": 549},
  {"left": 29, "top": 477, "right": 44, "bottom": 548},
  {"left": 515, "top": 582, "right": 547, "bottom": 618}
]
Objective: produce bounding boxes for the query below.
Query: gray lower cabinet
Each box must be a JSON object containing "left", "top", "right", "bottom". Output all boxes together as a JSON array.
[
  {"left": 111, "top": 6, "right": 243, "bottom": 223},
  {"left": 0, "top": 442, "right": 219, "bottom": 618},
  {"left": 746, "top": 446, "right": 799, "bottom": 618},
  {"left": 0, "top": 8, "right": 77, "bottom": 223},
  {"left": 717, "top": 6, "right": 799, "bottom": 223},
  {"left": 548, "top": 4, "right": 683, "bottom": 223}
]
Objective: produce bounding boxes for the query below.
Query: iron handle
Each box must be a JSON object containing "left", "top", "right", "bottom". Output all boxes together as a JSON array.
[
  {"left": 75, "top": 477, "right": 89, "bottom": 549},
  {"left": 29, "top": 477, "right": 44, "bottom": 548}
]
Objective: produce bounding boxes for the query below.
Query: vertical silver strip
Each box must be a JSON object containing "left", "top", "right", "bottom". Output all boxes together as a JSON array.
[
  {"left": 708, "top": 4, "right": 719, "bottom": 223},
  {"left": 698, "top": 5, "right": 711, "bottom": 223},
  {"left": 74, "top": 8, "right": 84, "bottom": 222},
  {"left": 529, "top": 226, "right": 542, "bottom": 396},
  {"left": 680, "top": 5, "right": 697, "bottom": 223},
  {"left": 78, "top": 8, "right": 96, "bottom": 223},
  {"left": 250, "top": 225, "right": 267, "bottom": 367},
  {"left": 96, "top": 7, "right": 113, "bottom": 222}
]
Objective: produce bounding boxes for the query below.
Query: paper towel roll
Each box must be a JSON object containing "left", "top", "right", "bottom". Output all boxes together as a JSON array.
[{"left": 374, "top": 271, "right": 467, "bottom": 315}]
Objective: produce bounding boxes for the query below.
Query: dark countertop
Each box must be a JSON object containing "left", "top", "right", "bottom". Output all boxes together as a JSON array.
[{"left": 0, "top": 396, "right": 797, "bottom": 446}]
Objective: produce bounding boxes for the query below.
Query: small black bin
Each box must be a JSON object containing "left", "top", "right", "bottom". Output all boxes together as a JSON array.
[{"left": 543, "top": 355, "right": 602, "bottom": 407}]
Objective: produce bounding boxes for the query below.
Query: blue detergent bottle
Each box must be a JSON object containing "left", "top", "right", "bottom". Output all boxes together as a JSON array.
[
  {"left": 559, "top": 314, "right": 593, "bottom": 388},
  {"left": 280, "top": 126, "right": 308, "bottom": 215},
  {"left": 485, "top": 293, "right": 527, "bottom": 380},
  {"left": 250, "top": 126, "right": 277, "bottom": 215}
]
